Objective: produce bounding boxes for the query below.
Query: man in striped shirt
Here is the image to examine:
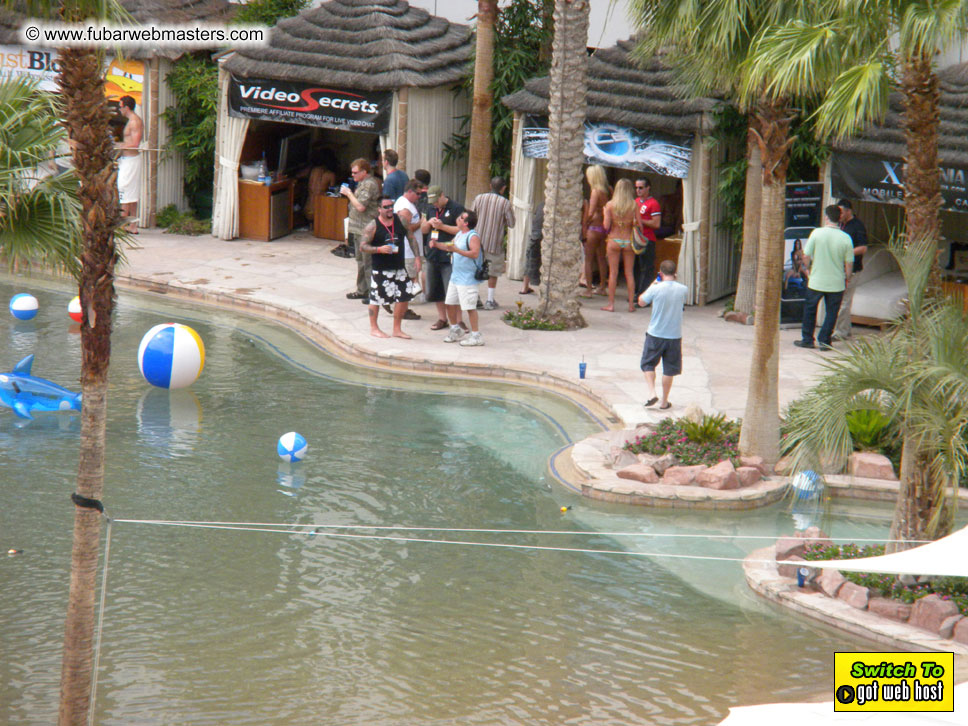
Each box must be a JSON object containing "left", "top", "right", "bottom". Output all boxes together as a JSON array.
[{"left": 470, "top": 176, "right": 516, "bottom": 310}]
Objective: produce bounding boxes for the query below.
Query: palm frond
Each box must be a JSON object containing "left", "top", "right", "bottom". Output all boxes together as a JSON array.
[
  {"left": 812, "top": 61, "right": 892, "bottom": 139},
  {"left": 899, "top": 0, "right": 968, "bottom": 59}
]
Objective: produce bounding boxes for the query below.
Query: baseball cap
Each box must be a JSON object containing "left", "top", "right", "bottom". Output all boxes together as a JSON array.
[{"left": 426, "top": 185, "right": 442, "bottom": 202}]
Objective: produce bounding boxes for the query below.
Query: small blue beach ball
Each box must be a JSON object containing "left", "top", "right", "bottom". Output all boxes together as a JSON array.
[
  {"left": 9, "top": 293, "right": 39, "bottom": 320},
  {"left": 791, "top": 470, "right": 823, "bottom": 500},
  {"left": 138, "top": 323, "right": 206, "bottom": 389},
  {"left": 277, "top": 432, "right": 308, "bottom": 463}
]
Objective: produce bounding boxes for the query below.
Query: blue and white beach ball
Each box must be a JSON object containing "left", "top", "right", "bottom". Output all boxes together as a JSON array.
[
  {"left": 277, "top": 432, "right": 308, "bottom": 463},
  {"left": 137, "top": 323, "right": 206, "bottom": 389},
  {"left": 9, "top": 293, "right": 39, "bottom": 320},
  {"left": 791, "top": 469, "right": 824, "bottom": 500}
]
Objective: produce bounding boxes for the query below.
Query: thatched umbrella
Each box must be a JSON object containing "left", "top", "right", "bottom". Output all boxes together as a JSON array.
[{"left": 222, "top": 0, "right": 471, "bottom": 92}]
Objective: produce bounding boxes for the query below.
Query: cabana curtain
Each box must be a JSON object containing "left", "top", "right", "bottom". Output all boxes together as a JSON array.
[
  {"left": 508, "top": 119, "right": 537, "bottom": 280},
  {"left": 212, "top": 67, "right": 249, "bottom": 240},
  {"left": 678, "top": 137, "right": 705, "bottom": 305}
]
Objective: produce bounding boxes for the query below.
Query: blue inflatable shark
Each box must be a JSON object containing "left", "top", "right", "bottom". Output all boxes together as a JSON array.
[{"left": 0, "top": 355, "right": 82, "bottom": 420}]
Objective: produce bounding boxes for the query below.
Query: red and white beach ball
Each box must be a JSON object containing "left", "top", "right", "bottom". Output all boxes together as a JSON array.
[{"left": 68, "top": 296, "right": 82, "bottom": 323}]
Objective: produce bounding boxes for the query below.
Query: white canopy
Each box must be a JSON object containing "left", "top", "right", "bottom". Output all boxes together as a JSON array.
[
  {"left": 719, "top": 682, "right": 966, "bottom": 725},
  {"left": 815, "top": 525, "right": 968, "bottom": 578}
]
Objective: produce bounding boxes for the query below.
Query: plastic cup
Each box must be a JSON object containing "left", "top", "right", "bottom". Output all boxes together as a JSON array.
[
  {"left": 388, "top": 244, "right": 398, "bottom": 253},
  {"left": 579, "top": 362, "right": 587, "bottom": 379}
]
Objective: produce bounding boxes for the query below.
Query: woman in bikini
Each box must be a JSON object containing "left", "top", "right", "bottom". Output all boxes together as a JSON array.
[
  {"left": 581, "top": 165, "right": 610, "bottom": 297},
  {"left": 602, "top": 178, "right": 638, "bottom": 312}
]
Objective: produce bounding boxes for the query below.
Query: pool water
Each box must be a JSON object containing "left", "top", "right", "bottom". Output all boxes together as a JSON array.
[{"left": 0, "top": 277, "right": 888, "bottom": 725}]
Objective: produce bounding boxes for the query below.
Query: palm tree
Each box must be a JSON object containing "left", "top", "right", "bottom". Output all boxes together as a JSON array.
[
  {"left": 465, "top": 0, "right": 498, "bottom": 202},
  {"left": 3, "top": 2, "right": 127, "bottom": 723},
  {"left": 0, "top": 77, "right": 80, "bottom": 269},
  {"left": 782, "top": 241, "right": 968, "bottom": 548},
  {"left": 743, "top": 0, "right": 968, "bottom": 269},
  {"left": 536, "top": 0, "right": 588, "bottom": 328},
  {"left": 631, "top": 0, "right": 812, "bottom": 464}
]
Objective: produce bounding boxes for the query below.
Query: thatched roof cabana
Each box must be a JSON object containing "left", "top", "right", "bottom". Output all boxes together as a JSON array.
[
  {"left": 833, "top": 62, "right": 968, "bottom": 168},
  {"left": 222, "top": 0, "right": 472, "bottom": 91},
  {"left": 0, "top": 0, "right": 234, "bottom": 46},
  {"left": 502, "top": 38, "right": 720, "bottom": 137}
]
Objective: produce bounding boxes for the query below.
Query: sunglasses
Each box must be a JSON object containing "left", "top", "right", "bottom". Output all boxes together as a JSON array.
[{"left": 380, "top": 205, "right": 394, "bottom": 210}]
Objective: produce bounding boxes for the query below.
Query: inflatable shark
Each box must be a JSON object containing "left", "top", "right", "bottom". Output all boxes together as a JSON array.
[{"left": 0, "top": 355, "right": 82, "bottom": 420}]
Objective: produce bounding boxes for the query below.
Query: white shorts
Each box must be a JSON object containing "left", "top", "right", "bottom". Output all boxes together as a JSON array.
[{"left": 445, "top": 282, "right": 480, "bottom": 311}]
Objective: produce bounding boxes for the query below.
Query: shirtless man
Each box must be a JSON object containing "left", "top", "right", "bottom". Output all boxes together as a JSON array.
[{"left": 116, "top": 96, "right": 143, "bottom": 233}]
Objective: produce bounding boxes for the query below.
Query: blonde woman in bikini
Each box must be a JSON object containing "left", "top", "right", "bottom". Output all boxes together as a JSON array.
[
  {"left": 581, "top": 165, "right": 610, "bottom": 297},
  {"left": 602, "top": 178, "right": 638, "bottom": 312}
]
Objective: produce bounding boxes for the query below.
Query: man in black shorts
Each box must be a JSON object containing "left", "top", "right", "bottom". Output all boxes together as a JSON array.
[
  {"left": 638, "top": 260, "right": 690, "bottom": 410},
  {"left": 420, "top": 185, "right": 464, "bottom": 331}
]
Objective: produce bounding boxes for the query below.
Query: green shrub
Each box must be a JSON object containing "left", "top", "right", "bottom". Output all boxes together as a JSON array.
[
  {"left": 156, "top": 204, "right": 180, "bottom": 228},
  {"left": 803, "top": 542, "right": 968, "bottom": 616},
  {"left": 679, "top": 413, "right": 736, "bottom": 444},
  {"left": 846, "top": 409, "right": 892, "bottom": 451},
  {"left": 624, "top": 416, "right": 741, "bottom": 467},
  {"left": 502, "top": 307, "right": 567, "bottom": 331},
  {"left": 166, "top": 216, "right": 211, "bottom": 236}
]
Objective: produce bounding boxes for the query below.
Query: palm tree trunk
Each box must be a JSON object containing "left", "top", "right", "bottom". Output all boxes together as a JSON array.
[
  {"left": 739, "top": 98, "right": 794, "bottom": 465},
  {"left": 888, "top": 433, "right": 948, "bottom": 552},
  {"left": 900, "top": 52, "right": 941, "bottom": 265},
  {"left": 57, "top": 45, "right": 119, "bottom": 726},
  {"left": 733, "top": 128, "right": 762, "bottom": 316},
  {"left": 537, "top": 0, "right": 588, "bottom": 329},
  {"left": 465, "top": 0, "right": 498, "bottom": 202}
]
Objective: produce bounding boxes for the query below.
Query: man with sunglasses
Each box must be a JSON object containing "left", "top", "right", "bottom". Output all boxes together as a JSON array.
[
  {"left": 359, "top": 196, "right": 419, "bottom": 338},
  {"left": 342, "top": 159, "right": 381, "bottom": 303},
  {"left": 634, "top": 177, "right": 661, "bottom": 297}
]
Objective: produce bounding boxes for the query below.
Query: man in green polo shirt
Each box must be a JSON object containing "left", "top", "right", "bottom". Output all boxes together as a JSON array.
[{"left": 795, "top": 205, "right": 854, "bottom": 351}]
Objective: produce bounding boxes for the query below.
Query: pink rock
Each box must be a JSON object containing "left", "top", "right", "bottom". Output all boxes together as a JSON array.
[
  {"left": 909, "top": 594, "right": 960, "bottom": 634},
  {"left": 739, "top": 455, "right": 769, "bottom": 476},
  {"left": 818, "top": 570, "right": 846, "bottom": 597},
  {"left": 661, "top": 465, "right": 707, "bottom": 486},
  {"left": 775, "top": 537, "right": 806, "bottom": 561},
  {"left": 954, "top": 617, "right": 968, "bottom": 645},
  {"left": 617, "top": 463, "right": 659, "bottom": 484},
  {"left": 838, "top": 581, "right": 870, "bottom": 609},
  {"left": 868, "top": 597, "right": 912, "bottom": 622},
  {"left": 940, "top": 615, "right": 963, "bottom": 639},
  {"left": 849, "top": 451, "right": 898, "bottom": 480},
  {"left": 736, "top": 466, "right": 763, "bottom": 487},
  {"left": 775, "top": 455, "right": 793, "bottom": 475},
  {"left": 777, "top": 555, "right": 806, "bottom": 578},
  {"left": 695, "top": 460, "right": 739, "bottom": 490}
]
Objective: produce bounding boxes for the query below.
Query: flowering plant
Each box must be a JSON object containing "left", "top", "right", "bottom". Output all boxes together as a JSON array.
[{"left": 624, "top": 416, "right": 741, "bottom": 467}]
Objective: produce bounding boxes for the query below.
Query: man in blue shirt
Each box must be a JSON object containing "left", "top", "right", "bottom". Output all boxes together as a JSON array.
[
  {"left": 382, "top": 149, "right": 409, "bottom": 200},
  {"left": 638, "top": 259, "right": 689, "bottom": 410}
]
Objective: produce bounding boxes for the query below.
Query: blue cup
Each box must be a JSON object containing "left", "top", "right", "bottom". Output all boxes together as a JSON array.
[{"left": 579, "top": 362, "right": 587, "bottom": 379}]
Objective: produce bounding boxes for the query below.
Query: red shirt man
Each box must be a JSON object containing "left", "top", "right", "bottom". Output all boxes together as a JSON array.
[{"left": 635, "top": 178, "right": 661, "bottom": 240}]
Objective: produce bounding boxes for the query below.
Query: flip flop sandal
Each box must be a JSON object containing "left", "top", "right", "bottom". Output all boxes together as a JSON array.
[
  {"left": 644, "top": 397, "right": 658, "bottom": 407},
  {"left": 430, "top": 319, "right": 448, "bottom": 331},
  {"left": 659, "top": 402, "right": 673, "bottom": 410}
]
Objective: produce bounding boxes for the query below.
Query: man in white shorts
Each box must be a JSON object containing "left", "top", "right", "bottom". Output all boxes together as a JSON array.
[
  {"left": 436, "top": 210, "right": 485, "bottom": 347},
  {"left": 116, "top": 95, "right": 142, "bottom": 233},
  {"left": 393, "top": 179, "right": 424, "bottom": 319}
]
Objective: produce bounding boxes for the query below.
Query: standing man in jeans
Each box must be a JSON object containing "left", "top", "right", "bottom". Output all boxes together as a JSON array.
[
  {"left": 795, "top": 205, "right": 854, "bottom": 351},
  {"left": 833, "top": 198, "right": 868, "bottom": 340},
  {"left": 342, "top": 159, "right": 381, "bottom": 303}
]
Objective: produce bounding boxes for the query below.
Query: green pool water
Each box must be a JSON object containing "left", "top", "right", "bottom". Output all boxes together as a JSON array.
[{"left": 0, "top": 276, "right": 889, "bottom": 725}]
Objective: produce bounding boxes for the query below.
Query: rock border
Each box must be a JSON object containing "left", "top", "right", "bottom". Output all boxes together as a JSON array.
[
  {"left": 745, "top": 544, "right": 968, "bottom": 654},
  {"left": 571, "top": 428, "right": 789, "bottom": 509}
]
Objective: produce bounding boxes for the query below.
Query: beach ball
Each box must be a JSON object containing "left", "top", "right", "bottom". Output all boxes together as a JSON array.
[
  {"left": 277, "top": 432, "right": 308, "bottom": 463},
  {"left": 68, "top": 296, "right": 82, "bottom": 323},
  {"left": 791, "top": 470, "right": 823, "bottom": 500},
  {"left": 9, "top": 293, "right": 38, "bottom": 320},
  {"left": 138, "top": 323, "right": 205, "bottom": 389}
]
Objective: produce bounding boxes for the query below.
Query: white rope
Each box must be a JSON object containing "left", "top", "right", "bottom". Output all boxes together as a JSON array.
[
  {"left": 88, "top": 517, "right": 113, "bottom": 726},
  {"left": 112, "top": 519, "right": 925, "bottom": 544}
]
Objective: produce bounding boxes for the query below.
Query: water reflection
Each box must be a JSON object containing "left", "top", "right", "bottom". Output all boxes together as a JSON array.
[
  {"left": 276, "top": 462, "right": 305, "bottom": 496},
  {"left": 135, "top": 388, "right": 203, "bottom": 457}
]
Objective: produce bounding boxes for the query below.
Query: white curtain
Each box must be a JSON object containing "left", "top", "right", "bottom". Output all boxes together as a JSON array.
[
  {"left": 405, "top": 86, "right": 470, "bottom": 201},
  {"left": 679, "top": 136, "right": 705, "bottom": 305},
  {"left": 507, "top": 116, "right": 538, "bottom": 280},
  {"left": 212, "top": 66, "right": 249, "bottom": 240}
]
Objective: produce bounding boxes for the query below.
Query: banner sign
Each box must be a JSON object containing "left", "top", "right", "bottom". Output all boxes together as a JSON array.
[
  {"left": 0, "top": 45, "right": 142, "bottom": 105},
  {"left": 832, "top": 152, "right": 968, "bottom": 214},
  {"left": 785, "top": 182, "right": 824, "bottom": 229},
  {"left": 228, "top": 75, "right": 391, "bottom": 134},
  {"left": 522, "top": 115, "right": 693, "bottom": 178}
]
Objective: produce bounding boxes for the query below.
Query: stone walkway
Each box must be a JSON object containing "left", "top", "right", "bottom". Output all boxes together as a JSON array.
[{"left": 117, "top": 227, "right": 847, "bottom": 427}]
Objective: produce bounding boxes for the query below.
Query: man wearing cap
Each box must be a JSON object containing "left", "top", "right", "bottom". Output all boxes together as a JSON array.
[
  {"left": 833, "top": 198, "right": 868, "bottom": 340},
  {"left": 342, "top": 158, "right": 381, "bottom": 303},
  {"left": 470, "top": 176, "right": 515, "bottom": 310},
  {"left": 420, "top": 185, "right": 464, "bottom": 331}
]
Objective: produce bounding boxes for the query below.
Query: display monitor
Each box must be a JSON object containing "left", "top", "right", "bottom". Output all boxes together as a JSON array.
[{"left": 277, "top": 130, "right": 312, "bottom": 176}]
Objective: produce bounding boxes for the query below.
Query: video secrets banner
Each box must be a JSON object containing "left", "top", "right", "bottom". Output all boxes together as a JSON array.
[{"left": 228, "top": 75, "right": 391, "bottom": 134}]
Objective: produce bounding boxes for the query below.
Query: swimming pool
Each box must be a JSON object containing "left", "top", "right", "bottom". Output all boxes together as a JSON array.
[{"left": 0, "top": 276, "right": 889, "bottom": 725}]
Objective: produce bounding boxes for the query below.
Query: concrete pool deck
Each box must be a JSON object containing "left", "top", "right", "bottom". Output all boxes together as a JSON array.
[{"left": 116, "top": 227, "right": 842, "bottom": 428}]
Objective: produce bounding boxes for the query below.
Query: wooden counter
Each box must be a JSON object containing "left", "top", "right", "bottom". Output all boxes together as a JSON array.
[
  {"left": 313, "top": 195, "right": 349, "bottom": 241},
  {"left": 238, "top": 178, "right": 294, "bottom": 241},
  {"left": 656, "top": 236, "right": 682, "bottom": 266}
]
